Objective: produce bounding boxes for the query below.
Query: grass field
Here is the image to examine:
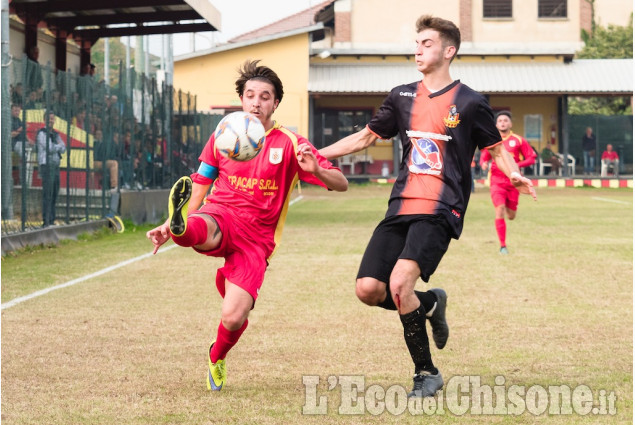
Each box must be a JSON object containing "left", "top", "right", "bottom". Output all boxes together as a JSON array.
[{"left": 1, "top": 184, "right": 632, "bottom": 424}]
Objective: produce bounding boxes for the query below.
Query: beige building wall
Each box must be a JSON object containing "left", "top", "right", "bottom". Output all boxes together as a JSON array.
[
  {"left": 489, "top": 95, "right": 559, "bottom": 152},
  {"left": 341, "top": 0, "right": 460, "bottom": 48},
  {"left": 333, "top": 0, "right": 634, "bottom": 47},
  {"left": 174, "top": 34, "right": 311, "bottom": 136},
  {"left": 595, "top": 0, "right": 633, "bottom": 27},
  {"left": 10, "top": 20, "right": 81, "bottom": 75},
  {"left": 471, "top": 0, "right": 582, "bottom": 43}
]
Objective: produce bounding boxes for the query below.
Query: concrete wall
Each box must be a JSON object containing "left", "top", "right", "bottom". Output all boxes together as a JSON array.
[
  {"left": 346, "top": 0, "right": 460, "bottom": 48},
  {"left": 342, "top": 0, "right": 632, "bottom": 46},
  {"left": 472, "top": 0, "right": 582, "bottom": 43},
  {"left": 595, "top": 0, "right": 633, "bottom": 27},
  {"left": 120, "top": 190, "right": 169, "bottom": 226},
  {"left": 9, "top": 18, "right": 81, "bottom": 74}
]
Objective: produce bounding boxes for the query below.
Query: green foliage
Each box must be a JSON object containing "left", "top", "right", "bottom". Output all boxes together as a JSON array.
[
  {"left": 578, "top": 15, "right": 633, "bottom": 59},
  {"left": 569, "top": 95, "right": 632, "bottom": 116},
  {"left": 90, "top": 38, "right": 161, "bottom": 87},
  {"left": 571, "top": 14, "right": 633, "bottom": 116}
]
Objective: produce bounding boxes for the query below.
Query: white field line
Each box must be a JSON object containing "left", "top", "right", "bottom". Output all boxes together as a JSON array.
[
  {"left": 2, "top": 195, "right": 305, "bottom": 310},
  {"left": 591, "top": 197, "right": 631, "bottom": 205},
  {"left": 1, "top": 245, "right": 179, "bottom": 310}
]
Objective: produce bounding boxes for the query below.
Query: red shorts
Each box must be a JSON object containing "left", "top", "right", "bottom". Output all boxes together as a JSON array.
[
  {"left": 193, "top": 203, "right": 272, "bottom": 302},
  {"left": 490, "top": 182, "right": 519, "bottom": 211}
]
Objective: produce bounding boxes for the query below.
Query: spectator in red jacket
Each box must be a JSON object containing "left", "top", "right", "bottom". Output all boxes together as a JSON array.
[{"left": 601, "top": 144, "right": 619, "bottom": 176}]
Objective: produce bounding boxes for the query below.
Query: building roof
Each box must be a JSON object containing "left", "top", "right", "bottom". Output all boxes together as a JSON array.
[
  {"left": 308, "top": 59, "right": 634, "bottom": 95},
  {"left": 229, "top": 0, "right": 334, "bottom": 43},
  {"left": 174, "top": 24, "right": 325, "bottom": 62},
  {"left": 311, "top": 41, "right": 584, "bottom": 58},
  {"left": 9, "top": 0, "right": 220, "bottom": 39}
]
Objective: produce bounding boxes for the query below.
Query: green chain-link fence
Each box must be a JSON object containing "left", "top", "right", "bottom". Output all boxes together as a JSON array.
[{"left": 2, "top": 55, "right": 222, "bottom": 235}]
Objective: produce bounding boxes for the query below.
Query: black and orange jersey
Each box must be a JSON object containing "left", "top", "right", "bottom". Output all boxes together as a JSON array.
[{"left": 367, "top": 80, "right": 501, "bottom": 238}]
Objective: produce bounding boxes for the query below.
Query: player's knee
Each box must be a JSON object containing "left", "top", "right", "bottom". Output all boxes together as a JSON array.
[
  {"left": 390, "top": 277, "right": 410, "bottom": 300},
  {"left": 355, "top": 279, "right": 383, "bottom": 306},
  {"left": 221, "top": 309, "right": 248, "bottom": 331},
  {"left": 507, "top": 209, "right": 517, "bottom": 220}
]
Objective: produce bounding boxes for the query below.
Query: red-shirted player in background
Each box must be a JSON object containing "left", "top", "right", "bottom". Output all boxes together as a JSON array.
[
  {"left": 480, "top": 110, "right": 536, "bottom": 254},
  {"left": 146, "top": 60, "right": 348, "bottom": 391}
]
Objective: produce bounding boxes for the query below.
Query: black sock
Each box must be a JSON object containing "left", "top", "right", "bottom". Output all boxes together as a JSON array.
[
  {"left": 400, "top": 304, "right": 437, "bottom": 375},
  {"left": 415, "top": 290, "right": 438, "bottom": 313},
  {"left": 377, "top": 292, "right": 397, "bottom": 310}
]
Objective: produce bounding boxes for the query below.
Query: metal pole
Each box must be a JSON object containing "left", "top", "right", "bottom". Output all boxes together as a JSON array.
[
  {"left": 1, "top": 0, "right": 13, "bottom": 219},
  {"left": 104, "top": 37, "right": 110, "bottom": 91},
  {"left": 562, "top": 95, "right": 569, "bottom": 177},
  {"left": 135, "top": 35, "right": 144, "bottom": 74},
  {"left": 144, "top": 35, "right": 149, "bottom": 77},
  {"left": 160, "top": 34, "right": 165, "bottom": 72},
  {"left": 20, "top": 60, "right": 28, "bottom": 230},
  {"left": 125, "top": 36, "right": 131, "bottom": 93},
  {"left": 167, "top": 34, "right": 173, "bottom": 86},
  {"left": 65, "top": 70, "right": 72, "bottom": 223}
]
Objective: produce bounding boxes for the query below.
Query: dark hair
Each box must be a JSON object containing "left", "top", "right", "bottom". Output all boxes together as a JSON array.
[
  {"left": 495, "top": 110, "right": 512, "bottom": 120},
  {"left": 415, "top": 15, "right": 461, "bottom": 61},
  {"left": 235, "top": 60, "right": 284, "bottom": 102}
]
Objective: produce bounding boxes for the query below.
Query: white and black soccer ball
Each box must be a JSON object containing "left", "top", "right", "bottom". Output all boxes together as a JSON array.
[{"left": 213, "top": 111, "right": 266, "bottom": 161}]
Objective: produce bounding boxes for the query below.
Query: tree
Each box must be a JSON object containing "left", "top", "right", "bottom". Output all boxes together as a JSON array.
[
  {"left": 578, "top": 16, "right": 633, "bottom": 59},
  {"left": 569, "top": 13, "right": 633, "bottom": 115},
  {"left": 90, "top": 38, "right": 160, "bottom": 88}
]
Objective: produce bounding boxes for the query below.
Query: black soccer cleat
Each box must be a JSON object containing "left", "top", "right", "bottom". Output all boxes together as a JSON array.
[
  {"left": 428, "top": 288, "right": 449, "bottom": 350},
  {"left": 407, "top": 370, "right": 444, "bottom": 398}
]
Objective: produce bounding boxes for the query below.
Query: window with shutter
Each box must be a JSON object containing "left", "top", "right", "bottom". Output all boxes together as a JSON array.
[
  {"left": 538, "top": 0, "right": 567, "bottom": 18},
  {"left": 483, "top": 0, "right": 513, "bottom": 18}
]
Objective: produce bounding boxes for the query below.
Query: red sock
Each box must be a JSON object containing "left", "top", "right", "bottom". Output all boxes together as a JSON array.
[
  {"left": 209, "top": 319, "right": 249, "bottom": 363},
  {"left": 495, "top": 218, "right": 506, "bottom": 247},
  {"left": 171, "top": 215, "right": 208, "bottom": 247}
]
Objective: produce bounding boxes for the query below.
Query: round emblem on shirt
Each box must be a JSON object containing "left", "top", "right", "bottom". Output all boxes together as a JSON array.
[
  {"left": 509, "top": 140, "right": 516, "bottom": 147},
  {"left": 408, "top": 138, "right": 442, "bottom": 175}
]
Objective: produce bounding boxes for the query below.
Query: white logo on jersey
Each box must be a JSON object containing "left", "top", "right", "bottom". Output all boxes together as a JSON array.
[
  {"left": 509, "top": 139, "right": 516, "bottom": 147},
  {"left": 399, "top": 91, "right": 417, "bottom": 97},
  {"left": 269, "top": 148, "right": 283, "bottom": 165}
]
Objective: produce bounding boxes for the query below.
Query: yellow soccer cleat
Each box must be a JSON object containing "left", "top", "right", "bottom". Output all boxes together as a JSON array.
[
  {"left": 206, "top": 343, "right": 226, "bottom": 391},
  {"left": 168, "top": 176, "right": 192, "bottom": 237}
]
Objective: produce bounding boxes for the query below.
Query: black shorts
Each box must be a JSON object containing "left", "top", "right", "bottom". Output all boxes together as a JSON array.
[{"left": 357, "top": 214, "right": 451, "bottom": 284}]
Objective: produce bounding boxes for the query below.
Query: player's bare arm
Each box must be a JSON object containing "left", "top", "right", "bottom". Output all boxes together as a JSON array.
[
  {"left": 297, "top": 143, "right": 348, "bottom": 192},
  {"left": 146, "top": 181, "right": 212, "bottom": 253},
  {"left": 318, "top": 126, "right": 378, "bottom": 160},
  {"left": 490, "top": 144, "right": 537, "bottom": 200}
]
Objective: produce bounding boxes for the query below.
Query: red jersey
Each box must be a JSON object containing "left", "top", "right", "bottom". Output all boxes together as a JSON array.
[
  {"left": 480, "top": 132, "right": 536, "bottom": 186},
  {"left": 191, "top": 122, "right": 337, "bottom": 253}
]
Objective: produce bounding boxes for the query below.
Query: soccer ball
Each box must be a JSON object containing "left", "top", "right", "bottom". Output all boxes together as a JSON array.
[{"left": 213, "top": 111, "right": 266, "bottom": 161}]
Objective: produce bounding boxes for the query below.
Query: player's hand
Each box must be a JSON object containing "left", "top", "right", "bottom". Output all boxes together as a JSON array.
[
  {"left": 510, "top": 171, "right": 537, "bottom": 201},
  {"left": 296, "top": 143, "right": 318, "bottom": 174},
  {"left": 146, "top": 220, "right": 170, "bottom": 254}
]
